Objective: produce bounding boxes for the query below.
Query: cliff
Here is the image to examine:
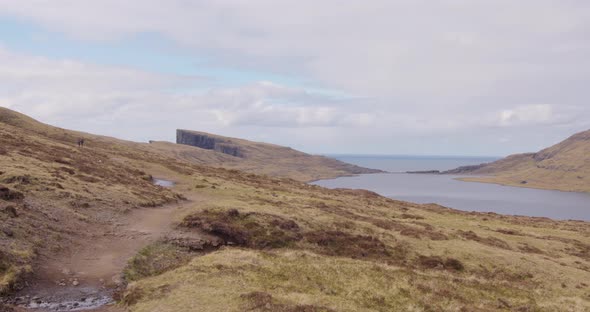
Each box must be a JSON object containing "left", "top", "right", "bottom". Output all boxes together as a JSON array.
[
  {"left": 166, "top": 129, "right": 382, "bottom": 182},
  {"left": 177, "top": 130, "right": 243, "bottom": 157},
  {"left": 445, "top": 129, "right": 590, "bottom": 192}
]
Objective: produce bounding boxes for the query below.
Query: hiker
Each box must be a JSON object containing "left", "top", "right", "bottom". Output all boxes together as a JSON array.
[{"left": 77, "top": 138, "right": 85, "bottom": 147}]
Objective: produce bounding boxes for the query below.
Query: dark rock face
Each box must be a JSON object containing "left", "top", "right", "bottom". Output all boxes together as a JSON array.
[
  {"left": 215, "top": 143, "right": 242, "bottom": 157},
  {"left": 176, "top": 130, "right": 244, "bottom": 158}
]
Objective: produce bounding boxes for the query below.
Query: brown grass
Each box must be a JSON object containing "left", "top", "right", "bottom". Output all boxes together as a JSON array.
[
  {"left": 304, "top": 230, "right": 396, "bottom": 261},
  {"left": 241, "top": 292, "right": 335, "bottom": 312},
  {"left": 2, "top": 107, "right": 590, "bottom": 311},
  {"left": 457, "top": 230, "right": 511, "bottom": 250},
  {"left": 124, "top": 242, "right": 193, "bottom": 282},
  {"left": 182, "top": 209, "right": 302, "bottom": 249},
  {"left": 417, "top": 255, "right": 465, "bottom": 271},
  {"left": 452, "top": 129, "right": 590, "bottom": 193}
]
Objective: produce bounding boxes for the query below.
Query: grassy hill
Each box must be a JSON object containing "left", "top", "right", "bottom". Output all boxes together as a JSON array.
[
  {"left": 1, "top": 107, "right": 589, "bottom": 311},
  {"left": 446, "top": 129, "right": 590, "bottom": 193}
]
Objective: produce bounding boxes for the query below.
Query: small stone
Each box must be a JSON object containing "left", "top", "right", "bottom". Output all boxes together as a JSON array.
[
  {"left": 72, "top": 280, "right": 79, "bottom": 286},
  {"left": 4, "top": 206, "right": 18, "bottom": 218},
  {"left": 2, "top": 227, "right": 13, "bottom": 237},
  {"left": 111, "top": 275, "right": 123, "bottom": 286}
]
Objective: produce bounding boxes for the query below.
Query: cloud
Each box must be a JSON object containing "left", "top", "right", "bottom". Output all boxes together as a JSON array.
[
  {"left": 0, "top": 1, "right": 589, "bottom": 155},
  {"left": 2, "top": 1, "right": 590, "bottom": 99},
  {"left": 0, "top": 47, "right": 375, "bottom": 141},
  {"left": 499, "top": 104, "right": 553, "bottom": 126}
]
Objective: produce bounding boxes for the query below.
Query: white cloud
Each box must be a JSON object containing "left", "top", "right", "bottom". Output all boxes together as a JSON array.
[
  {"left": 2, "top": 0, "right": 590, "bottom": 99},
  {"left": 0, "top": 47, "right": 375, "bottom": 140},
  {"left": 0, "top": 1, "right": 589, "bottom": 155},
  {"left": 499, "top": 104, "right": 553, "bottom": 126}
]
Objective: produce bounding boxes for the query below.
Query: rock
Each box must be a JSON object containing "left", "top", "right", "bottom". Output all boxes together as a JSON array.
[
  {"left": 3, "top": 206, "right": 18, "bottom": 218},
  {"left": 0, "top": 186, "right": 24, "bottom": 202},
  {"left": 0, "top": 303, "right": 15, "bottom": 312},
  {"left": 497, "top": 298, "right": 511, "bottom": 309},
  {"left": 111, "top": 275, "right": 123, "bottom": 287},
  {"left": 2, "top": 227, "right": 13, "bottom": 237},
  {"left": 72, "top": 279, "right": 79, "bottom": 286},
  {"left": 176, "top": 130, "right": 244, "bottom": 157}
]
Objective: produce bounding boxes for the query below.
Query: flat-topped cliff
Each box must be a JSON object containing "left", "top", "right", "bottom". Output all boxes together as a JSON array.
[
  {"left": 162, "top": 129, "right": 383, "bottom": 182},
  {"left": 177, "top": 130, "right": 243, "bottom": 157}
]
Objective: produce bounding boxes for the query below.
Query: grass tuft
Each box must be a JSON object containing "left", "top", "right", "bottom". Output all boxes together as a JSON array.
[
  {"left": 124, "top": 242, "right": 193, "bottom": 282},
  {"left": 182, "top": 209, "right": 302, "bottom": 249},
  {"left": 304, "top": 230, "right": 397, "bottom": 261},
  {"left": 241, "top": 291, "right": 335, "bottom": 312}
]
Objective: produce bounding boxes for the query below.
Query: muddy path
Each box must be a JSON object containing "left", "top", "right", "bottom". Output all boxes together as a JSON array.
[{"left": 5, "top": 179, "right": 203, "bottom": 312}]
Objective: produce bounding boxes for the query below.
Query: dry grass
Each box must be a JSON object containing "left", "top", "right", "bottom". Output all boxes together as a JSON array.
[
  {"left": 122, "top": 171, "right": 590, "bottom": 311},
  {"left": 124, "top": 242, "right": 193, "bottom": 282},
  {"left": 451, "top": 129, "right": 590, "bottom": 193},
  {"left": 181, "top": 209, "right": 302, "bottom": 249},
  {"left": 1, "top": 107, "right": 590, "bottom": 311}
]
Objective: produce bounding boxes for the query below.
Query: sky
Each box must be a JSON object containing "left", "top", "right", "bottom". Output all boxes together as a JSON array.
[{"left": 0, "top": 1, "right": 589, "bottom": 156}]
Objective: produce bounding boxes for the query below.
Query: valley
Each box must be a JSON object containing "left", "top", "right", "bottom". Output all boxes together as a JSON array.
[{"left": 0, "top": 107, "right": 589, "bottom": 311}]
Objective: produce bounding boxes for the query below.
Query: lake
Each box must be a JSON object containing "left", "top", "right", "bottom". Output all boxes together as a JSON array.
[{"left": 314, "top": 155, "right": 590, "bottom": 221}]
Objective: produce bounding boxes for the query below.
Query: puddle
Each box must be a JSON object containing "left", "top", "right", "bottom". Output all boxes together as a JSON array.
[
  {"left": 153, "top": 178, "right": 174, "bottom": 188},
  {"left": 25, "top": 296, "right": 113, "bottom": 311},
  {"left": 5, "top": 286, "right": 115, "bottom": 311}
]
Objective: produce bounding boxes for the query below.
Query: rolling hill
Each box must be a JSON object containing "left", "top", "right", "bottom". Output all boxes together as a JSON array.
[
  {"left": 0, "top": 107, "right": 589, "bottom": 311},
  {"left": 446, "top": 129, "right": 590, "bottom": 192}
]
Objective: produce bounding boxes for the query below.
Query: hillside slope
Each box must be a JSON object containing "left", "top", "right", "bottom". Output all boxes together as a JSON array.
[
  {"left": 172, "top": 129, "right": 382, "bottom": 182},
  {"left": 0, "top": 107, "right": 589, "bottom": 311},
  {"left": 446, "top": 129, "right": 590, "bottom": 192}
]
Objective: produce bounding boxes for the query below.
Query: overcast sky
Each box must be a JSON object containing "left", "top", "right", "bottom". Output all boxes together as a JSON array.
[{"left": 0, "top": 1, "right": 589, "bottom": 156}]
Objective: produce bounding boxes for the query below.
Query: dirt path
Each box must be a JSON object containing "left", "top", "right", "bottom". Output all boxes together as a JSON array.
[{"left": 8, "top": 179, "right": 201, "bottom": 312}]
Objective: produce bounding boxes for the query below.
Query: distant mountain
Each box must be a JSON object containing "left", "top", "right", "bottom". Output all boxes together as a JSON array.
[
  {"left": 446, "top": 129, "right": 590, "bottom": 192},
  {"left": 158, "top": 129, "right": 383, "bottom": 182}
]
